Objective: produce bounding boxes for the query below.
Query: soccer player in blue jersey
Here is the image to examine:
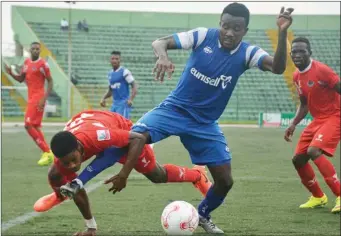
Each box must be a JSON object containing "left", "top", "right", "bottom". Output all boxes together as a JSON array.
[
  {"left": 105, "top": 3, "right": 294, "bottom": 234},
  {"left": 100, "top": 51, "right": 138, "bottom": 119}
]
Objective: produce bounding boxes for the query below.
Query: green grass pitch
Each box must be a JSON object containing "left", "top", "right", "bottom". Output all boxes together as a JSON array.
[{"left": 2, "top": 126, "right": 340, "bottom": 235}]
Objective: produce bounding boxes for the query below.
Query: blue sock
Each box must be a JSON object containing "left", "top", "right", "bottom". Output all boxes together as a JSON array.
[
  {"left": 78, "top": 147, "right": 125, "bottom": 185},
  {"left": 198, "top": 186, "right": 226, "bottom": 219}
]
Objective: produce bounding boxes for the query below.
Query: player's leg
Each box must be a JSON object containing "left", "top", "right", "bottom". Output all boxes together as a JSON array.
[
  {"left": 113, "top": 103, "right": 127, "bottom": 118},
  {"left": 308, "top": 119, "right": 340, "bottom": 213},
  {"left": 180, "top": 127, "right": 231, "bottom": 234},
  {"left": 35, "top": 125, "right": 54, "bottom": 166},
  {"left": 76, "top": 147, "right": 125, "bottom": 186},
  {"left": 34, "top": 160, "right": 74, "bottom": 212},
  {"left": 133, "top": 145, "right": 212, "bottom": 196},
  {"left": 123, "top": 103, "right": 132, "bottom": 119},
  {"left": 293, "top": 122, "right": 327, "bottom": 208},
  {"left": 25, "top": 104, "right": 53, "bottom": 165}
]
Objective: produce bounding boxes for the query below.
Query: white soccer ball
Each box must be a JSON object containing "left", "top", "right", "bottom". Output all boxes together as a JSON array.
[{"left": 161, "top": 201, "right": 199, "bottom": 235}]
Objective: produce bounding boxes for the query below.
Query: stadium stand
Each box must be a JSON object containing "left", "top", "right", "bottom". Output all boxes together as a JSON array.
[
  {"left": 27, "top": 22, "right": 296, "bottom": 121},
  {"left": 2, "top": 7, "right": 340, "bottom": 121}
]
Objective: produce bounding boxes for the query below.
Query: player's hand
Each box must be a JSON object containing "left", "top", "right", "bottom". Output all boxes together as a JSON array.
[
  {"left": 284, "top": 124, "right": 296, "bottom": 142},
  {"left": 37, "top": 98, "right": 46, "bottom": 112},
  {"left": 100, "top": 99, "right": 106, "bottom": 107},
  {"left": 5, "top": 64, "right": 12, "bottom": 75},
  {"left": 277, "top": 7, "right": 294, "bottom": 31},
  {"left": 104, "top": 174, "right": 127, "bottom": 194},
  {"left": 127, "top": 99, "right": 133, "bottom": 107},
  {"left": 152, "top": 56, "right": 175, "bottom": 82},
  {"left": 60, "top": 180, "right": 82, "bottom": 199},
  {"left": 73, "top": 228, "right": 96, "bottom": 236}
]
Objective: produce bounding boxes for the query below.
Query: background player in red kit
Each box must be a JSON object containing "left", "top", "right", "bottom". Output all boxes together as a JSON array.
[
  {"left": 34, "top": 110, "right": 211, "bottom": 235},
  {"left": 5, "top": 42, "right": 54, "bottom": 166},
  {"left": 284, "top": 37, "right": 340, "bottom": 213}
]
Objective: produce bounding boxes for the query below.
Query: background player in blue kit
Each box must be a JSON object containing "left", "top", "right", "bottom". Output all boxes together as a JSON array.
[
  {"left": 130, "top": 3, "right": 294, "bottom": 233},
  {"left": 100, "top": 51, "right": 138, "bottom": 119}
]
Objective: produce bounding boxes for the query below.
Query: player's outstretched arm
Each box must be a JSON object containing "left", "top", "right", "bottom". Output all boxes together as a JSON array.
[
  {"left": 4, "top": 64, "right": 25, "bottom": 82},
  {"left": 261, "top": 7, "right": 294, "bottom": 74},
  {"left": 72, "top": 189, "right": 97, "bottom": 236},
  {"left": 104, "top": 131, "right": 147, "bottom": 193},
  {"left": 284, "top": 95, "right": 308, "bottom": 142}
]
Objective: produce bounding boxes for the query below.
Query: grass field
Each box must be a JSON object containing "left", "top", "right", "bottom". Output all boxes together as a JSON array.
[{"left": 1, "top": 126, "right": 340, "bottom": 236}]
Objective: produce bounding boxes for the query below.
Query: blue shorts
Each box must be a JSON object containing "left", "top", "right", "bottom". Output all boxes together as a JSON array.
[
  {"left": 110, "top": 102, "right": 132, "bottom": 119},
  {"left": 132, "top": 102, "right": 231, "bottom": 166}
]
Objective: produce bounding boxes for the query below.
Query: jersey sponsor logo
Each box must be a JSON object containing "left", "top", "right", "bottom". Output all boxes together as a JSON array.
[
  {"left": 96, "top": 129, "right": 111, "bottom": 141},
  {"left": 190, "top": 67, "right": 232, "bottom": 89},
  {"left": 110, "top": 83, "right": 121, "bottom": 89},
  {"left": 203, "top": 46, "right": 213, "bottom": 54}
]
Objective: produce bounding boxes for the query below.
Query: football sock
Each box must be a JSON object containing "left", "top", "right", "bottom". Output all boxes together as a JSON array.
[
  {"left": 198, "top": 186, "right": 226, "bottom": 219},
  {"left": 78, "top": 147, "right": 125, "bottom": 185},
  {"left": 314, "top": 155, "right": 340, "bottom": 197},
  {"left": 296, "top": 162, "right": 324, "bottom": 198},
  {"left": 163, "top": 164, "right": 201, "bottom": 183},
  {"left": 35, "top": 127, "right": 50, "bottom": 152},
  {"left": 26, "top": 127, "right": 50, "bottom": 152}
]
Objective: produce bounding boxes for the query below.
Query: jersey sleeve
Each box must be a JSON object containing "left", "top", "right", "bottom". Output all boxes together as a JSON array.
[
  {"left": 245, "top": 45, "right": 269, "bottom": 70},
  {"left": 123, "top": 68, "right": 135, "bottom": 84},
  {"left": 107, "top": 72, "right": 111, "bottom": 85},
  {"left": 172, "top": 27, "right": 208, "bottom": 50},
  {"left": 21, "top": 59, "right": 28, "bottom": 74},
  {"left": 41, "top": 61, "right": 51, "bottom": 78},
  {"left": 319, "top": 63, "right": 340, "bottom": 89}
]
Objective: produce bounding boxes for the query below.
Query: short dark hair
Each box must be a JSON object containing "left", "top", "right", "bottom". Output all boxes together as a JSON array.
[
  {"left": 111, "top": 51, "right": 121, "bottom": 56},
  {"left": 31, "top": 42, "right": 40, "bottom": 46},
  {"left": 292, "top": 37, "right": 311, "bottom": 52},
  {"left": 50, "top": 131, "right": 78, "bottom": 158},
  {"left": 221, "top": 2, "right": 250, "bottom": 27}
]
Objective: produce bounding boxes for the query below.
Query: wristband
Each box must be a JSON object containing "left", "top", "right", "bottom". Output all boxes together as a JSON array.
[{"left": 85, "top": 217, "right": 97, "bottom": 229}]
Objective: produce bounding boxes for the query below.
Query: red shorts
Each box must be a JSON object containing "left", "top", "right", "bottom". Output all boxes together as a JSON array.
[
  {"left": 25, "top": 102, "right": 44, "bottom": 127},
  {"left": 295, "top": 117, "right": 340, "bottom": 157},
  {"left": 53, "top": 144, "right": 156, "bottom": 180}
]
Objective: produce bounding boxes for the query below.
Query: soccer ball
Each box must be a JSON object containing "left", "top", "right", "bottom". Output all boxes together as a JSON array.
[{"left": 161, "top": 201, "right": 199, "bottom": 235}]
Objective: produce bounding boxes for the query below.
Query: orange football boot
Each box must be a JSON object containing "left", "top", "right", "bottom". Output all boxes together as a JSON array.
[{"left": 34, "top": 192, "right": 66, "bottom": 212}]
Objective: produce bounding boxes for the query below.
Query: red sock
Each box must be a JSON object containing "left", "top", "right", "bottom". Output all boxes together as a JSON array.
[
  {"left": 296, "top": 163, "right": 324, "bottom": 198},
  {"left": 26, "top": 127, "right": 50, "bottom": 152},
  {"left": 314, "top": 155, "right": 340, "bottom": 197},
  {"left": 163, "top": 164, "right": 201, "bottom": 183}
]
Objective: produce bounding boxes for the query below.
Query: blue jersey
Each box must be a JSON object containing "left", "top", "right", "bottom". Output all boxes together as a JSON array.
[
  {"left": 164, "top": 28, "right": 269, "bottom": 123},
  {"left": 107, "top": 66, "right": 134, "bottom": 103}
]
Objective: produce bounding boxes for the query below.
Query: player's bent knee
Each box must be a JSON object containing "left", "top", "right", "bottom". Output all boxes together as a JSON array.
[
  {"left": 292, "top": 154, "right": 310, "bottom": 168},
  {"left": 307, "top": 146, "right": 323, "bottom": 159},
  {"left": 143, "top": 165, "right": 167, "bottom": 184},
  {"left": 24, "top": 125, "right": 33, "bottom": 130},
  {"left": 214, "top": 176, "right": 233, "bottom": 195}
]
